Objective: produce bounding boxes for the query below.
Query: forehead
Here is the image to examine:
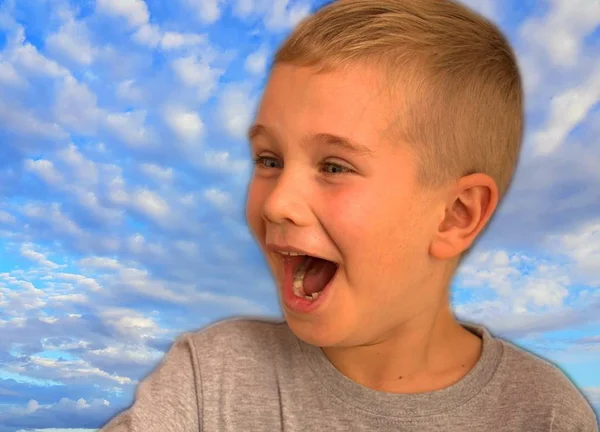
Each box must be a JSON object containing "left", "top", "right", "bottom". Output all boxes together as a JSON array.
[{"left": 253, "top": 63, "right": 397, "bottom": 150}]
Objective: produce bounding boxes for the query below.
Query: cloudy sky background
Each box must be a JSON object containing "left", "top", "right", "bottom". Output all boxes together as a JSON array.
[{"left": 0, "top": 0, "right": 598, "bottom": 430}]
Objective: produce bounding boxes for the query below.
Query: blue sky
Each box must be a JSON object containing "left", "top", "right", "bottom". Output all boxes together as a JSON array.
[{"left": 0, "top": 0, "right": 598, "bottom": 430}]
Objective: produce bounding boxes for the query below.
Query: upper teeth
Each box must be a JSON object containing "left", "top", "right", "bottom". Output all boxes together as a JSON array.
[{"left": 279, "top": 251, "right": 306, "bottom": 256}]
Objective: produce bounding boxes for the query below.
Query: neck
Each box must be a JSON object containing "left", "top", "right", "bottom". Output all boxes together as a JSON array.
[{"left": 321, "top": 304, "right": 482, "bottom": 393}]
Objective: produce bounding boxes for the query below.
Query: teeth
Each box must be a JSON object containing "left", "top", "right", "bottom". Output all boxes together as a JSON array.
[
  {"left": 279, "top": 251, "right": 306, "bottom": 256},
  {"left": 292, "top": 277, "right": 304, "bottom": 297},
  {"left": 293, "top": 276, "right": 321, "bottom": 302},
  {"left": 307, "top": 292, "right": 320, "bottom": 300},
  {"left": 281, "top": 251, "right": 320, "bottom": 302},
  {"left": 292, "top": 261, "right": 321, "bottom": 301}
]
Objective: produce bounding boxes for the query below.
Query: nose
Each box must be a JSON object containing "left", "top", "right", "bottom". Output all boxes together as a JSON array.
[{"left": 262, "top": 168, "right": 311, "bottom": 227}]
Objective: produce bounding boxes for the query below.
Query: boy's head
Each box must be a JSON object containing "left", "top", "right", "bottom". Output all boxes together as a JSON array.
[{"left": 245, "top": 0, "right": 524, "bottom": 348}]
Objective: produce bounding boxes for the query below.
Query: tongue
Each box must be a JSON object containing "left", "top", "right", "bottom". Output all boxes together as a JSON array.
[{"left": 303, "top": 257, "right": 337, "bottom": 295}]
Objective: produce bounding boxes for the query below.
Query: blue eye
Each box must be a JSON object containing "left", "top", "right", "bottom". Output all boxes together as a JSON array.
[
  {"left": 252, "top": 156, "right": 281, "bottom": 169},
  {"left": 322, "top": 162, "right": 351, "bottom": 175},
  {"left": 252, "top": 156, "right": 353, "bottom": 175}
]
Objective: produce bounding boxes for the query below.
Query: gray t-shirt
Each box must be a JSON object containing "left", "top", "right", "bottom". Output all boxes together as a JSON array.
[{"left": 100, "top": 317, "right": 598, "bottom": 431}]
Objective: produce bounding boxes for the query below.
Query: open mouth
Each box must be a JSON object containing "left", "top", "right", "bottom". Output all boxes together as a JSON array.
[{"left": 282, "top": 253, "right": 338, "bottom": 302}]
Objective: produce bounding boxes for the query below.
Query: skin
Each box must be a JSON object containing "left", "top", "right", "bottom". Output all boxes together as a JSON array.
[{"left": 245, "top": 62, "right": 499, "bottom": 393}]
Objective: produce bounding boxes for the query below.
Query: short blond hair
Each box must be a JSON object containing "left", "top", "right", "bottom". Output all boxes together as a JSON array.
[{"left": 272, "top": 0, "right": 524, "bottom": 201}]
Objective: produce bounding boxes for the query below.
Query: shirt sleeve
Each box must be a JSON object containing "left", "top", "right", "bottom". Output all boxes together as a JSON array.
[
  {"left": 550, "top": 388, "right": 599, "bottom": 432},
  {"left": 99, "top": 333, "right": 202, "bottom": 432}
]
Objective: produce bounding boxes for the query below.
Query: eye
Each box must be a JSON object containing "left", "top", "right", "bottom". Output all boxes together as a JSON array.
[
  {"left": 252, "top": 155, "right": 354, "bottom": 175},
  {"left": 252, "top": 155, "right": 282, "bottom": 169},
  {"left": 321, "top": 162, "right": 352, "bottom": 175}
]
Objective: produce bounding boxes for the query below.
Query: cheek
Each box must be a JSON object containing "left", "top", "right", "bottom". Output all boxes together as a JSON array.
[
  {"left": 323, "top": 190, "right": 395, "bottom": 259},
  {"left": 323, "top": 189, "right": 371, "bottom": 234},
  {"left": 323, "top": 189, "right": 419, "bottom": 272},
  {"left": 245, "top": 180, "right": 265, "bottom": 234}
]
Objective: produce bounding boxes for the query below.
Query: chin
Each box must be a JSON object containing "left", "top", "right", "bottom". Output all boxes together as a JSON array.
[{"left": 283, "top": 310, "right": 357, "bottom": 348}]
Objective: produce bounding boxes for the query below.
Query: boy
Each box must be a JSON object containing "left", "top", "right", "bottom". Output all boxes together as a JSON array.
[{"left": 101, "top": 0, "right": 598, "bottom": 430}]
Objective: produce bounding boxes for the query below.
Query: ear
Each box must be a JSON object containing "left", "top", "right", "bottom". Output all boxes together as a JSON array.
[{"left": 429, "top": 173, "right": 499, "bottom": 260}]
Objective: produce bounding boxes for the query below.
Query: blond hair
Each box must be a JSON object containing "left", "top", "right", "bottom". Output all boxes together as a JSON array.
[{"left": 272, "top": 0, "right": 524, "bottom": 201}]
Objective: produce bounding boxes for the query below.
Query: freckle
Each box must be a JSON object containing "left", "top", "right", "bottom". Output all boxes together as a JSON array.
[
  {"left": 398, "top": 376, "right": 403, "bottom": 380},
  {"left": 461, "top": 364, "right": 465, "bottom": 368}
]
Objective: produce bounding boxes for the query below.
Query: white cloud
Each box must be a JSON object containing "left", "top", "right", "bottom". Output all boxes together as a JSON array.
[
  {"left": 133, "top": 26, "right": 209, "bottom": 50},
  {"left": 76, "top": 191, "right": 123, "bottom": 224},
  {"left": 520, "top": 0, "right": 600, "bottom": 68},
  {"left": 459, "top": 302, "right": 599, "bottom": 339},
  {"left": 116, "top": 79, "right": 144, "bottom": 103},
  {"left": 174, "top": 240, "right": 198, "bottom": 256},
  {"left": 519, "top": 279, "right": 569, "bottom": 309},
  {"left": 54, "top": 76, "right": 101, "bottom": 134},
  {"left": 54, "top": 272, "right": 102, "bottom": 292},
  {"left": 517, "top": 54, "right": 542, "bottom": 96},
  {"left": 232, "top": 0, "right": 311, "bottom": 30},
  {"left": 57, "top": 144, "right": 99, "bottom": 185},
  {"left": 204, "top": 188, "right": 235, "bottom": 213},
  {"left": 100, "top": 307, "right": 166, "bottom": 340},
  {"left": 96, "top": 0, "right": 150, "bottom": 28},
  {"left": 164, "top": 106, "right": 204, "bottom": 142},
  {"left": 105, "top": 110, "right": 153, "bottom": 147},
  {"left": 262, "top": 0, "right": 311, "bottom": 31},
  {"left": 554, "top": 219, "right": 600, "bottom": 286},
  {"left": 97, "top": 0, "right": 208, "bottom": 52},
  {"left": 585, "top": 387, "right": 600, "bottom": 406},
  {"left": 126, "top": 233, "right": 161, "bottom": 256},
  {"left": 49, "top": 293, "right": 89, "bottom": 303},
  {"left": 132, "top": 23, "right": 162, "bottom": 46},
  {"left": 23, "top": 202, "right": 84, "bottom": 237},
  {"left": 8, "top": 27, "right": 70, "bottom": 78},
  {"left": 46, "top": 13, "right": 95, "bottom": 65},
  {"left": 457, "top": 250, "right": 572, "bottom": 313},
  {"left": 160, "top": 31, "right": 207, "bottom": 50},
  {"left": 172, "top": 55, "right": 224, "bottom": 101},
  {"left": 88, "top": 342, "right": 163, "bottom": 364},
  {"left": 0, "top": 100, "right": 68, "bottom": 140},
  {"left": 458, "top": 0, "right": 498, "bottom": 20},
  {"left": 0, "top": 210, "right": 16, "bottom": 224},
  {"left": 0, "top": 60, "right": 27, "bottom": 86},
  {"left": 244, "top": 47, "right": 268, "bottom": 76},
  {"left": 24, "top": 159, "right": 65, "bottom": 187},
  {"left": 217, "top": 83, "right": 257, "bottom": 140},
  {"left": 532, "top": 61, "right": 600, "bottom": 155},
  {"left": 78, "top": 256, "right": 122, "bottom": 270},
  {"left": 234, "top": 0, "right": 253, "bottom": 16},
  {"left": 184, "top": 0, "right": 225, "bottom": 24},
  {"left": 202, "top": 150, "right": 250, "bottom": 175},
  {"left": 453, "top": 246, "right": 600, "bottom": 338},
  {"left": 29, "top": 355, "right": 131, "bottom": 384},
  {"left": 0, "top": 272, "right": 47, "bottom": 311},
  {"left": 132, "top": 188, "right": 171, "bottom": 222},
  {"left": 104, "top": 168, "right": 129, "bottom": 205},
  {"left": 139, "top": 163, "right": 173, "bottom": 183},
  {"left": 23, "top": 146, "right": 117, "bottom": 227},
  {"left": 20, "top": 244, "right": 61, "bottom": 269},
  {"left": 9, "top": 398, "right": 111, "bottom": 418}
]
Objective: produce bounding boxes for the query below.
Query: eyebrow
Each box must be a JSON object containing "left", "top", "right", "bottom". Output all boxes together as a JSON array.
[{"left": 247, "top": 124, "right": 373, "bottom": 157}]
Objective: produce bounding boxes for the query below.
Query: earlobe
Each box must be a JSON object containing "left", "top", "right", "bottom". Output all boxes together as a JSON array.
[{"left": 429, "top": 174, "right": 498, "bottom": 261}]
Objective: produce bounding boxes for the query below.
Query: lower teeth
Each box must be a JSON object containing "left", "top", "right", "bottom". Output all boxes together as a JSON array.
[
  {"left": 293, "top": 271, "right": 321, "bottom": 301},
  {"left": 306, "top": 292, "right": 320, "bottom": 300}
]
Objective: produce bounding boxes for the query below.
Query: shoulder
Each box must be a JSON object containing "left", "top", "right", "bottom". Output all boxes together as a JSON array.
[
  {"left": 185, "top": 316, "right": 291, "bottom": 359},
  {"left": 497, "top": 339, "right": 598, "bottom": 431}
]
